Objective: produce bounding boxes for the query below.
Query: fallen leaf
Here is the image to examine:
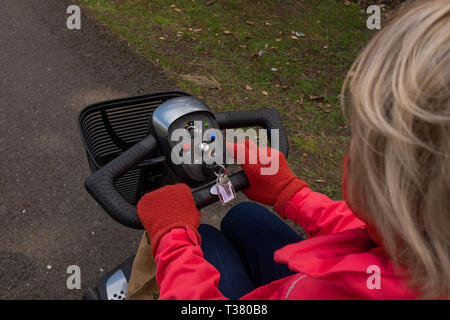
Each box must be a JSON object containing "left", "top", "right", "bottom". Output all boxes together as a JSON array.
[
  {"left": 275, "top": 38, "right": 282, "bottom": 42},
  {"left": 174, "top": 8, "right": 182, "bottom": 12},
  {"left": 193, "top": 28, "right": 202, "bottom": 32},
  {"left": 309, "top": 95, "right": 325, "bottom": 101},
  {"left": 265, "top": 22, "right": 272, "bottom": 26},
  {"left": 302, "top": 153, "right": 308, "bottom": 158},
  {"left": 223, "top": 30, "right": 233, "bottom": 35},
  {"left": 261, "top": 91, "right": 268, "bottom": 96},
  {"left": 344, "top": 0, "right": 351, "bottom": 5},
  {"left": 245, "top": 84, "right": 253, "bottom": 91},
  {"left": 316, "top": 179, "right": 325, "bottom": 183},
  {"left": 180, "top": 74, "right": 221, "bottom": 90},
  {"left": 299, "top": 94, "right": 304, "bottom": 105},
  {"left": 246, "top": 21, "right": 255, "bottom": 25},
  {"left": 291, "top": 35, "right": 298, "bottom": 40},
  {"left": 170, "top": 4, "right": 176, "bottom": 7}
]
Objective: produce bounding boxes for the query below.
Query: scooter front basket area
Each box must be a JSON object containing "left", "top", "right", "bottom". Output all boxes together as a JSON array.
[{"left": 78, "top": 91, "right": 190, "bottom": 205}]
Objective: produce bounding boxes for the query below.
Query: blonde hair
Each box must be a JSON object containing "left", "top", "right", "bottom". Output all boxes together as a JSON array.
[{"left": 341, "top": 0, "right": 450, "bottom": 299}]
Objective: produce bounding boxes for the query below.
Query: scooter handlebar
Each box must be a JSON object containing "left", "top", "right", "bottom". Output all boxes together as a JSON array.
[
  {"left": 85, "top": 108, "right": 288, "bottom": 229},
  {"left": 85, "top": 135, "right": 158, "bottom": 229}
]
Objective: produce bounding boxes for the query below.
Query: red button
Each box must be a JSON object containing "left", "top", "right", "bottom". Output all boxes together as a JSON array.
[{"left": 183, "top": 142, "right": 190, "bottom": 150}]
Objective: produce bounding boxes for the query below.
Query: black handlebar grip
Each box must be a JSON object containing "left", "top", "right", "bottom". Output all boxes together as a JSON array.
[
  {"left": 214, "top": 108, "right": 289, "bottom": 157},
  {"left": 85, "top": 135, "right": 158, "bottom": 229}
]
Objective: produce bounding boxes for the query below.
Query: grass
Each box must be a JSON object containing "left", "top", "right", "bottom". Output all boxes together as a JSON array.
[{"left": 80, "top": 0, "right": 371, "bottom": 199}]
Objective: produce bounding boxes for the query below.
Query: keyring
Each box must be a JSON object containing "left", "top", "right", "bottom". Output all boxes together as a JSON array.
[{"left": 213, "top": 164, "right": 226, "bottom": 177}]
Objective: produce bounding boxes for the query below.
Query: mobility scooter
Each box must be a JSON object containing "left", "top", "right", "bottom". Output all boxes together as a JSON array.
[{"left": 78, "top": 91, "right": 289, "bottom": 300}]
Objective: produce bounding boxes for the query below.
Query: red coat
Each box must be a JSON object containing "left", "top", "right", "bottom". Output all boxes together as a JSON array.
[{"left": 154, "top": 187, "right": 416, "bottom": 299}]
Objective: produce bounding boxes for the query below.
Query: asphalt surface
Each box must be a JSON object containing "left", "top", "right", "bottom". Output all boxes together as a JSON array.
[{"left": 0, "top": 0, "right": 182, "bottom": 299}]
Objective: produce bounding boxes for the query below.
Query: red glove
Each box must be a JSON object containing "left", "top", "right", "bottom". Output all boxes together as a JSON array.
[
  {"left": 137, "top": 183, "right": 201, "bottom": 255},
  {"left": 227, "top": 139, "right": 308, "bottom": 218}
]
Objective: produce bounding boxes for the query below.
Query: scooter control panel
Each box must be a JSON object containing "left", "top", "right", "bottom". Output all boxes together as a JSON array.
[
  {"left": 167, "top": 112, "right": 223, "bottom": 183},
  {"left": 151, "top": 96, "right": 225, "bottom": 185}
]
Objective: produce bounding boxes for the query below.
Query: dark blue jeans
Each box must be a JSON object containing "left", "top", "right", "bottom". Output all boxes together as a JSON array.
[{"left": 198, "top": 202, "right": 303, "bottom": 299}]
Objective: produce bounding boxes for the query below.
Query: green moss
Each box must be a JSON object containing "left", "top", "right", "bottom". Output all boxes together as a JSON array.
[{"left": 292, "top": 136, "right": 319, "bottom": 155}]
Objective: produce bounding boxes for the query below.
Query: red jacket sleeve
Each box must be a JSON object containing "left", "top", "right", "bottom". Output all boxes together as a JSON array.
[
  {"left": 284, "top": 187, "right": 365, "bottom": 238},
  {"left": 154, "top": 226, "right": 228, "bottom": 300}
]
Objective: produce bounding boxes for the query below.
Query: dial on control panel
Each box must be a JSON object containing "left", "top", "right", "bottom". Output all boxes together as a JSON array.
[{"left": 166, "top": 113, "right": 223, "bottom": 184}]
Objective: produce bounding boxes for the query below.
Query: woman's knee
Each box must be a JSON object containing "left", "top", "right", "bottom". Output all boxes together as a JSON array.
[
  {"left": 221, "top": 202, "right": 273, "bottom": 232},
  {"left": 198, "top": 224, "right": 221, "bottom": 240}
]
